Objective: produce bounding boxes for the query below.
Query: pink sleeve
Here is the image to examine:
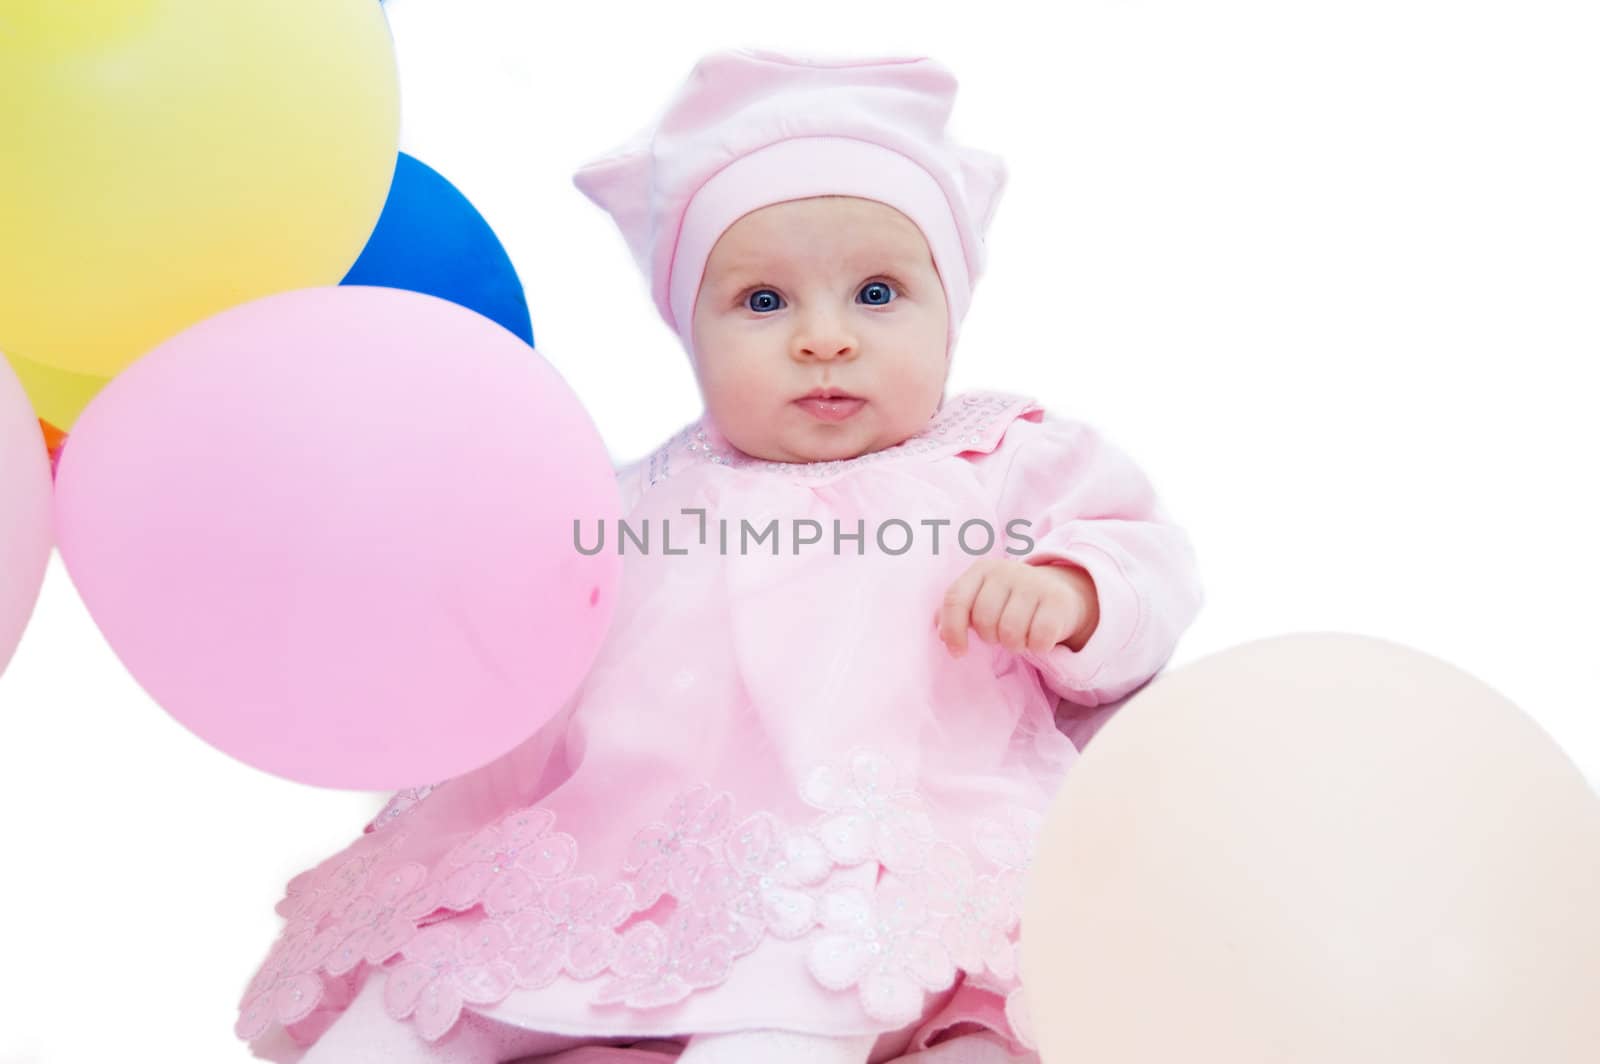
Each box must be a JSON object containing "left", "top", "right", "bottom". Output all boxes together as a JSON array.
[{"left": 988, "top": 409, "right": 1204, "bottom": 708}]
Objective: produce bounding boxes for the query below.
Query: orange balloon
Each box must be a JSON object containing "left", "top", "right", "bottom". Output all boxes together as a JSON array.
[
  {"left": 1021, "top": 632, "right": 1600, "bottom": 1063},
  {"left": 38, "top": 418, "right": 66, "bottom": 478},
  {"left": 38, "top": 418, "right": 65, "bottom": 450}
]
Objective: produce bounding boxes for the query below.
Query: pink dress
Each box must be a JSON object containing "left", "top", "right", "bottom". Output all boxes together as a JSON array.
[{"left": 237, "top": 390, "right": 1205, "bottom": 1058}]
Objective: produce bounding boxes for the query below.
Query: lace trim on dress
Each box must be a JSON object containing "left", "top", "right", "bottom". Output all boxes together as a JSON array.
[
  {"left": 364, "top": 785, "right": 437, "bottom": 835},
  {"left": 239, "top": 751, "right": 1041, "bottom": 1051}
]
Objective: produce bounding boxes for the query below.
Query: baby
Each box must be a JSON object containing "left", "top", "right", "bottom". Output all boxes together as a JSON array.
[{"left": 239, "top": 49, "right": 1204, "bottom": 1064}]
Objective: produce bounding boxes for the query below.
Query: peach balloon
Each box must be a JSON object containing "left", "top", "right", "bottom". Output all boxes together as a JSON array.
[{"left": 1021, "top": 632, "right": 1600, "bottom": 1063}]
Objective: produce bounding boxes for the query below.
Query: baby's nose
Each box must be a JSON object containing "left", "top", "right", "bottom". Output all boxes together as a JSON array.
[
  {"left": 799, "top": 341, "right": 855, "bottom": 360},
  {"left": 792, "top": 323, "right": 858, "bottom": 361}
]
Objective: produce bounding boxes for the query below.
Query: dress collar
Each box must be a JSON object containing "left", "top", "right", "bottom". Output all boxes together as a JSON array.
[{"left": 681, "top": 390, "right": 1038, "bottom": 478}]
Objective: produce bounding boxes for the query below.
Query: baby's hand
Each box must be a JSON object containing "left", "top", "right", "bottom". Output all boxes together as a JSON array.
[{"left": 936, "top": 558, "right": 1099, "bottom": 657}]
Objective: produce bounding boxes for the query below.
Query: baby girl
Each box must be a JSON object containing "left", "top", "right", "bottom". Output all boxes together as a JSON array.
[{"left": 238, "top": 49, "right": 1204, "bottom": 1064}]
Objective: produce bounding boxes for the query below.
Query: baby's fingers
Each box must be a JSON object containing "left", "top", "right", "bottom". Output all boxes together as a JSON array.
[
  {"left": 995, "top": 586, "right": 1041, "bottom": 653},
  {"left": 968, "top": 566, "right": 1014, "bottom": 650},
  {"left": 1026, "top": 603, "right": 1074, "bottom": 655},
  {"left": 938, "top": 561, "right": 992, "bottom": 654}
]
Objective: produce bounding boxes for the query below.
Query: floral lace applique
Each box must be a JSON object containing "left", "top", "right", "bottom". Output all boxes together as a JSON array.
[
  {"left": 622, "top": 785, "right": 735, "bottom": 910},
  {"left": 922, "top": 843, "right": 1017, "bottom": 982},
  {"left": 383, "top": 923, "right": 517, "bottom": 1041},
  {"left": 322, "top": 862, "right": 443, "bottom": 977},
  {"left": 964, "top": 809, "right": 1043, "bottom": 1052},
  {"left": 244, "top": 830, "right": 417, "bottom": 1037},
  {"left": 274, "top": 827, "right": 410, "bottom": 929},
  {"left": 801, "top": 750, "right": 936, "bottom": 874},
  {"left": 501, "top": 875, "right": 635, "bottom": 988},
  {"left": 808, "top": 875, "right": 957, "bottom": 1026},
  {"left": 593, "top": 909, "right": 737, "bottom": 1008},
  {"left": 236, "top": 924, "right": 344, "bottom": 1039},
  {"left": 243, "top": 753, "right": 1045, "bottom": 1050},
  {"left": 681, "top": 812, "right": 830, "bottom": 953},
  {"left": 441, "top": 808, "right": 578, "bottom": 917},
  {"left": 973, "top": 808, "right": 1042, "bottom": 944}
]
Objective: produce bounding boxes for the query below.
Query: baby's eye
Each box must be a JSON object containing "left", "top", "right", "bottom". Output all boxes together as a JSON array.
[
  {"left": 747, "top": 289, "right": 784, "bottom": 313},
  {"left": 857, "top": 281, "right": 896, "bottom": 306}
]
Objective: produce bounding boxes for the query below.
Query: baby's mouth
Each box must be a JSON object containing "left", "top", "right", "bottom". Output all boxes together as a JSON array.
[{"left": 794, "top": 396, "right": 867, "bottom": 422}]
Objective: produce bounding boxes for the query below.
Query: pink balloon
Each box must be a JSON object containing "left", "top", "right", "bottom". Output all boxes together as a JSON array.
[
  {"left": 54, "top": 287, "right": 622, "bottom": 789},
  {"left": 0, "top": 358, "right": 54, "bottom": 679}
]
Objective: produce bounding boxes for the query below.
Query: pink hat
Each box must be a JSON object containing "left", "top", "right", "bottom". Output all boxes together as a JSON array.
[{"left": 572, "top": 48, "right": 1007, "bottom": 362}]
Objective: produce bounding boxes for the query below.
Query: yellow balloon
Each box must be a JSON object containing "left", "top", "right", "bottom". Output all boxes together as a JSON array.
[
  {"left": 1021, "top": 633, "right": 1600, "bottom": 1063},
  {"left": 2, "top": 349, "right": 110, "bottom": 432},
  {"left": 0, "top": 1, "right": 399, "bottom": 378}
]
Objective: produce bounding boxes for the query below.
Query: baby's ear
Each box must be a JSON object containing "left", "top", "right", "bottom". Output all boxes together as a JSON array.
[{"left": 573, "top": 132, "right": 656, "bottom": 276}]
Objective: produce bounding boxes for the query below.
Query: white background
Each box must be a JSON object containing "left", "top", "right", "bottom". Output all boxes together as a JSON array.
[{"left": 1, "top": 1, "right": 1596, "bottom": 1060}]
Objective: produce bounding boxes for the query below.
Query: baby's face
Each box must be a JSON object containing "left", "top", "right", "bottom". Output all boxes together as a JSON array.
[{"left": 690, "top": 196, "right": 949, "bottom": 463}]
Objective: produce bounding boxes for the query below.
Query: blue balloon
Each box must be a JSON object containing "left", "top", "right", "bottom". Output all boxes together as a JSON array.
[{"left": 342, "top": 153, "right": 534, "bottom": 347}]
